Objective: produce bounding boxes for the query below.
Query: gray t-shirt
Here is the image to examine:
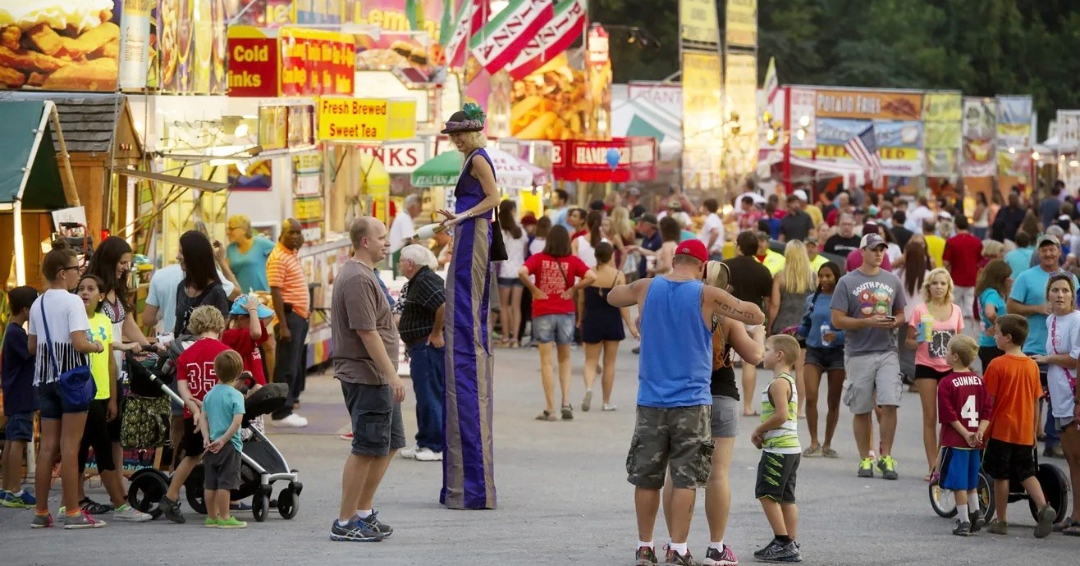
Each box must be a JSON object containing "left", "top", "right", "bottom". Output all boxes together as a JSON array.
[
  {"left": 331, "top": 260, "right": 399, "bottom": 385},
  {"left": 830, "top": 268, "right": 906, "bottom": 354}
]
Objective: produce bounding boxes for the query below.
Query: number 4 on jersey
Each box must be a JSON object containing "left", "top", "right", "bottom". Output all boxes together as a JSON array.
[{"left": 960, "top": 395, "right": 979, "bottom": 428}]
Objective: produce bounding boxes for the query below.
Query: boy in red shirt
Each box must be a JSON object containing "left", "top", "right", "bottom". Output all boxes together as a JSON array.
[
  {"left": 936, "top": 335, "right": 991, "bottom": 536},
  {"left": 981, "top": 314, "right": 1057, "bottom": 537},
  {"left": 222, "top": 294, "right": 272, "bottom": 386},
  {"left": 159, "top": 305, "right": 231, "bottom": 524}
]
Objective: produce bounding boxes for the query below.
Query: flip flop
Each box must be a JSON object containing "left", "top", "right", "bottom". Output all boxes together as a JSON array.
[
  {"left": 535, "top": 411, "right": 556, "bottom": 422},
  {"left": 822, "top": 447, "right": 839, "bottom": 458},
  {"left": 1054, "top": 517, "right": 1080, "bottom": 533},
  {"left": 802, "top": 446, "right": 822, "bottom": 457}
]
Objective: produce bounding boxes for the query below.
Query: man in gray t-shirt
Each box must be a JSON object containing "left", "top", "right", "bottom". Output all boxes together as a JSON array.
[{"left": 830, "top": 232, "right": 907, "bottom": 481}]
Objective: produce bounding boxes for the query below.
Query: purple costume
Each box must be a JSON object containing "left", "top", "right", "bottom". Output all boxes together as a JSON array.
[{"left": 441, "top": 148, "right": 497, "bottom": 509}]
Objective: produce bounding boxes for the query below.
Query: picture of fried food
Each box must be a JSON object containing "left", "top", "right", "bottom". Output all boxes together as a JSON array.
[
  {"left": 0, "top": 65, "right": 26, "bottom": 88},
  {"left": 27, "top": 24, "right": 68, "bottom": 56},
  {"left": 0, "top": 46, "right": 65, "bottom": 73},
  {"left": 27, "top": 72, "right": 46, "bottom": 87},
  {"left": 42, "top": 57, "right": 117, "bottom": 91},
  {"left": 58, "top": 22, "right": 119, "bottom": 59},
  {"left": 160, "top": 0, "right": 179, "bottom": 87},
  {"left": 1, "top": 27, "right": 20, "bottom": 51},
  {"left": 93, "top": 39, "right": 119, "bottom": 59},
  {"left": 390, "top": 40, "right": 428, "bottom": 67},
  {"left": 510, "top": 56, "right": 590, "bottom": 140}
]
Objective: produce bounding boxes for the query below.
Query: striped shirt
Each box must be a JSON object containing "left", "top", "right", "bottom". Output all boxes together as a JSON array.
[
  {"left": 266, "top": 242, "right": 309, "bottom": 319},
  {"left": 761, "top": 372, "right": 801, "bottom": 454}
]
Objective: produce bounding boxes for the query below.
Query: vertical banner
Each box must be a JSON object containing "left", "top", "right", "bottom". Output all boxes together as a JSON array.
[
  {"left": 923, "top": 92, "right": 962, "bottom": 177},
  {"left": 724, "top": 52, "right": 759, "bottom": 182},
  {"left": 120, "top": 0, "right": 153, "bottom": 90},
  {"left": 789, "top": 87, "right": 817, "bottom": 152},
  {"left": 996, "top": 95, "right": 1033, "bottom": 179},
  {"left": 587, "top": 25, "right": 613, "bottom": 139},
  {"left": 681, "top": 0, "right": 721, "bottom": 44},
  {"left": 681, "top": 51, "right": 723, "bottom": 191},
  {"left": 962, "top": 98, "right": 997, "bottom": 178},
  {"left": 725, "top": 0, "right": 758, "bottom": 48}
]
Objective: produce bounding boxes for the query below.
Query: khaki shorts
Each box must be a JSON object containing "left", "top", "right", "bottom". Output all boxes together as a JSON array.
[
  {"left": 842, "top": 351, "right": 903, "bottom": 414},
  {"left": 626, "top": 405, "right": 713, "bottom": 490}
]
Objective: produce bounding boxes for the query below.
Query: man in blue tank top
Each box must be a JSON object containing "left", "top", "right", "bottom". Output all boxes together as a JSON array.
[{"left": 608, "top": 239, "right": 765, "bottom": 566}]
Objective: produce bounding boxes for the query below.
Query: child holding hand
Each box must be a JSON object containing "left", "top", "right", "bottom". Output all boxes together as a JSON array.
[{"left": 198, "top": 350, "right": 248, "bottom": 529}]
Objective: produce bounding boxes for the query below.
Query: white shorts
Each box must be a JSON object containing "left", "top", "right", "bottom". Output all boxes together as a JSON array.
[
  {"left": 842, "top": 351, "right": 903, "bottom": 414},
  {"left": 954, "top": 286, "right": 975, "bottom": 319}
]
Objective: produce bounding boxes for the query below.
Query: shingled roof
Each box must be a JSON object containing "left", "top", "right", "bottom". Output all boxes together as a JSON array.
[{"left": 0, "top": 92, "right": 136, "bottom": 155}]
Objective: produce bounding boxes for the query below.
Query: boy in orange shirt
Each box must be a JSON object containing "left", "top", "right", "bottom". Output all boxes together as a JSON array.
[{"left": 980, "top": 314, "right": 1056, "bottom": 538}]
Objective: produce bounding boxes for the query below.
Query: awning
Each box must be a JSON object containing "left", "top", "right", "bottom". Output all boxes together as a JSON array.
[
  {"left": 789, "top": 156, "right": 869, "bottom": 187},
  {"left": 0, "top": 101, "right": 69, "bottom": 211},
  {"left": 120, "top": 168, "right": 232, "bottom": 192},
  {"left": 411, "top": 148, "right": 548, "bottom": 188}
]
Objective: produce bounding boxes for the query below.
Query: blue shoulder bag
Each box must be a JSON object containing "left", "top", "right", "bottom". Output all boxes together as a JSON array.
[{"left": 39, "top": 298, "right": 96, "bottom": 408}]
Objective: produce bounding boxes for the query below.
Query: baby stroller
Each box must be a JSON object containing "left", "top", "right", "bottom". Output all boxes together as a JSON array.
[{"left": 124, "top": 351, "right": 303, "bottom": 522}]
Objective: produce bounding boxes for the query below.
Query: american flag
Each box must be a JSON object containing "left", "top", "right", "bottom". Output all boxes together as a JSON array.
[{"left": 844, "top": 124, "right": 883, "bottom": 186}]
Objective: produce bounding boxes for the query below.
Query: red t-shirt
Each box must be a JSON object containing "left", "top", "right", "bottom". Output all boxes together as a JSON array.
[
  {"left": 937, "top": 371, "right": 992, "bottom": 448},
  {"left": 221, "top": 322, "right": 269, "bottom": 385},
  {"left": 943, "top": 232, "right": 983, "bottom": 287},
  {"left": 177, "top": 337, "right": 231, "bottom": 418},
  {"left": 524, "top": 253, "right": 590, "bottom": 317}
]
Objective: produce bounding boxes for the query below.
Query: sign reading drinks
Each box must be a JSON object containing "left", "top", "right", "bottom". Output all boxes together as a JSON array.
[
  {"left": 227, "top": 27, "right": 278, "bottom": 97},
  {"left": 316, "top": 98, "right": 417, "bottom": 142}
]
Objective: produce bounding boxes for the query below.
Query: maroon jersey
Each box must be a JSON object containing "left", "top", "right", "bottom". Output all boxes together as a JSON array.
[{"left": 937, "top": 371, "right": 992, "bottom": 448}]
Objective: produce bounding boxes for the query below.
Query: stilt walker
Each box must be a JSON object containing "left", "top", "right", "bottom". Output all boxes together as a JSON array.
[{"left": 437, "top": 104, "right": 501, "bottom": 509}]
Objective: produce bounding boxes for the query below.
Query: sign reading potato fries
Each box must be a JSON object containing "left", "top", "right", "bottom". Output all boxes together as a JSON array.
[{"left": 316, "top": 97, "right": 417, "bottom": 142}]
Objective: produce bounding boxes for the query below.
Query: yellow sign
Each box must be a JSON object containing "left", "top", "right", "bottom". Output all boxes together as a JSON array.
[
  {"left": 923, "top": 92, "right": 962, "bottom": 122},
  {"left": 317, "top": 98, "right": 417, "bottom": 141},
  {"left": 724, "top": 52, "right": 758, "bottom": 179},
  {"left": 680, "top": 0, "right": 720, "bottom": 44},
  {"left": 817, "top": 145, "right": 920, "bottom": 161},
  {"left": 294, "top": 197, "right": 324, "bottom": 220},
  {"left": 725, "top": 0, "right": 757, "bottom": 48},
  {"left": 682, "top": 50, "right": 723, "bottom": 190}
]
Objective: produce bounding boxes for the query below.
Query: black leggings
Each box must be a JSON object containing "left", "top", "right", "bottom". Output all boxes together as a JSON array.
[
  {"left": 977, "top": 346, "right": 1004, "bottom": 374},
  {"left": 78, "top": 400, "right": 116, "bottom": 473}
]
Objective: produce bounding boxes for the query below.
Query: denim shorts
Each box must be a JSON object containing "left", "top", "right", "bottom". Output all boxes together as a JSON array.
[
  {"left": 497, "top": 276, "right": 523, "bottom": 288},
  {"left": 532, "top": 313, "right": 575, "bottom": 345},
  {"left": 38, "top": 381, "right": 90, "bottom": 420},
  {"left": 3, "top": 412, "right": 33, "bottom": 441},
  {"left": 804, "top": 346, "right": 844, "bottom": 371}
]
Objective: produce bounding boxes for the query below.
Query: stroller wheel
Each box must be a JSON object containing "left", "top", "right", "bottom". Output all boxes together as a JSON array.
[
  {"left": 1029, "top": 463, "right": 1070, "bottom": 524},
  {"left": 128, "top": 470, "right": 169, "bottom": 519},
  {"left": 252, "top": 488, "right": 271, "bottom": 523},
  {"left": 928, "top": 481, "right": 957, "bottom": 518},
  {"left": 278, "top": 489, "right": 299, "bottom": 520},
  {"left": 184, "top": 464, "right": 207, "bottom": 515}
]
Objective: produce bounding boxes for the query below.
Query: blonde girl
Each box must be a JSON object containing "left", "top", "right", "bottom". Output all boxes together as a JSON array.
[
  {"left": 905, "top": 268, "right": 963, "bottom": 480},
  {"left": 1031, "top": 274, "right": 1080, "bottom": 534}
]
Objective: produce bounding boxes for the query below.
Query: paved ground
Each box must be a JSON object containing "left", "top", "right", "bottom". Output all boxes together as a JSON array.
[{"left": 2, "top": 344, "right": 1078, "bottom": 565}]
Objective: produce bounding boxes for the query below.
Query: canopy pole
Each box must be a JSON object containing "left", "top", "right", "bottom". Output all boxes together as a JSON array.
[
  {"left": 12, "top": 198, "right": 25, "bottom": 286},
  {"left": 49, "top": 104, "right": 80, "bottom": 206}
]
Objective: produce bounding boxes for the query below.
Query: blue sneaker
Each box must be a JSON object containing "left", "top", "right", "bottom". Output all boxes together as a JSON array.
[
  {"left": 329, "top": 516, "right": 385, "bottom": 542},
  {"left": 0, "top": 489, "right": 37, "bottom": 508},
  {"left": 359, "top": 510, "right": 393, "bottom": 538}
]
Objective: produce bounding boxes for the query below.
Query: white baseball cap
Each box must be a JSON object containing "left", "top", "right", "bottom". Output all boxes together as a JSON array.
[{"left": 792, "top": 189, "right": 808, "bottom": 202}]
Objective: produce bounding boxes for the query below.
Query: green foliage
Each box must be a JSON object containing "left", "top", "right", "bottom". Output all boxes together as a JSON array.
[{"left": 599, "top": 0, "right": 1079, "bottom": 137}]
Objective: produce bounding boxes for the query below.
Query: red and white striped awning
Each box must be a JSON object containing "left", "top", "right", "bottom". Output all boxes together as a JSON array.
[{"left": 789, "top": 157, "right": 870, "bottom": 187}]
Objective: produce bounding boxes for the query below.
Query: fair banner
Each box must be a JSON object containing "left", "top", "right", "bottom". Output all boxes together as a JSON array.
[
  {"left": 815, "top": 118, "right": 924, "bottom": 177},
  {"left": 507, "top": 0, "right": 587, "bottom": 81},
  {"left": 226, "top": 26, "right": 278, "bottom": 97},
  {"left": 469, "top": 0, "right": 555, "bottom": 75},
  {"left": 0, "top": 3, "right": 120, "bottom": 91},
  {"left": 510, "top": 53, "right": 587, "bottom": 140},
  {"left": 724, "top": 51, "right": 759, "bottom": 180},
  {"left": 996, "top": 95, "right": 1033, "bottom": 150},
  {"left": 725, "top": 0, "right": 757, "bottom": 48},
  {"left": 925, "top": 122, "right": 962, "bottom": 150},
  {"left": 815, "top": 89, "right": 923, "bottom": 121},
  {"left": 316, "top": 98, "right": 417, "bottom": 142},
  {"left": 926, "top": 149, "right": 958, "bottom": 177},
  {"left": 923, "top": 92, "right": 963, "bottom": 122},
  {"left": 551, "top": 137, "right": 657, "bottom": 183},
  {"left": 680, "top": 0, "right": 720, "bottom": 44},
  {"left": 998, "top": 149, "right": 1031, "bottom": 178},
  {"left": 1057, "top": 110, "right": 1080, "bottom": 151},
  {"left": 119, "top": 0, "right": 152, "bottom": 90},
  {"left": 346, "top": 0, "right": 448, "bottom": 73},
  {"left": 962, "top": 97, "right": 997, "bottom": 178},
  {"left": 279, "top": 28, "right": 356, "bottom": 97},
  {"left": 789, "top": 88, "right": 816, "bottom": 151},
  {"left": 442, "top": 0, "right": 487, "bottom": 69},
  {"left": 681, "top": 50, "right": 723, "bottom": 190}
]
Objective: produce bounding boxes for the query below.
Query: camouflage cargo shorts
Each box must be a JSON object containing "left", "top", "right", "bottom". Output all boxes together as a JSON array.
[{"left": 626, "top": 405, "right": 714, "bottom": 490}]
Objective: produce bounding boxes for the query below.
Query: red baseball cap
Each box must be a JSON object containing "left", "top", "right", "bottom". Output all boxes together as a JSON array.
[{"left": 675, "top": 239, "right": 708, "bottom": 263}]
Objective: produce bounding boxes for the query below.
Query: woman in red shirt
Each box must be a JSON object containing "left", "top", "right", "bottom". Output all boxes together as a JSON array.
[{"left": 519, "top": 226, "right": 596, "bottom": 421}]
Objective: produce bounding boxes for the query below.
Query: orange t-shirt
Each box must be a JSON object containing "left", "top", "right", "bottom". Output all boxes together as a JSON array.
[{"left": 983, "top": 353, "right": 1041, "bottom": 445}]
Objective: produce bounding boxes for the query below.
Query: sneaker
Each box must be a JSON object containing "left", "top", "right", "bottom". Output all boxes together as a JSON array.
[
  {"left": 339, "top": 432, "right": 354, "bottom": 441},
  {"left": 632, "top": 346, "right": 641, "bottom": 354},
  {"left": 857, "top": 458, "right": 874, "bottom": 478},
  {"left": 953, "top": 520, "right": 972, "bottom": 536},
  {"left": 663, "top": 548, "right": 700, "bottom": 566},
  {"left": 159, "top": 495, "right": 185, "bottom": 524},
  {"left": 30, "top": 513, "right": 53, "bottom": 529},
  {"left": 204, "top": 517, "right": 220, "bottom": 528},
  {"left": 561, "top": 405, "right": 573, "bottom": 420},
  {"left": 0, "top": 490, "right": 36, "bottom": 508},
  {"left": 415, "top": 448, "right": 443, "bottom": 462},
  {"left": 635, "top": 546, "right": 659, "bottom": 566},
  {"left": 877, "top": 455, "right": 898, "bottom": 480},
  {"left": 360, "top": 510, "right": 393, "bottom": 538},
  {"left": 702, "top": 544, "right": 738, "bottom": 566},
  {"left": 64, "top": 510, "right": 106, "bottom": 529},
  {"left": 581, "top": 390, "right": 593, "bottom": 412},
  {"left": 330, "top": 516, "right": 384, "bottom": 542},
  {"left": 113, "top": 504, "right": 153, "bottom": 522},
  {"left": 969, "top": 509, "right": 985, "bottom": 533},
  {"left": 79, "top": 496, "right": 113, "bottom": 515},
  {"left": 272, "top": 414, "right": 308, "bottom": 427},
  {"left": 602, "top": 403, "right": 618, "bottom": 411},
  {"left": 986, "top": 519, "right": 1008, "bottom": 535},
  {"left": 399, "top": 445, "right": 420, "bottom": 459},
  {"left": 218, "top": 516, "right": 248, "bottom": 529},
  {"left": 1034, "top": 504, "right": 1057, "bottom": 538},
  {"left": 752, "top": 539, "right": 801, "bottom": 562}
]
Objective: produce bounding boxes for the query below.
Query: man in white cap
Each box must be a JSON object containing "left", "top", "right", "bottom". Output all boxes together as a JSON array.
[{"left": 794, "top": 187, "right": 823, "bottom": 227}]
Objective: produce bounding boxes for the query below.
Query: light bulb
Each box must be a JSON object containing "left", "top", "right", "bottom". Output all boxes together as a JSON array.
[
  {"left": 799, "top": 115, "right": 810, "bottom": 128},
  {"left": 796, "top": 129, "right": 806, "bottom": 141}
]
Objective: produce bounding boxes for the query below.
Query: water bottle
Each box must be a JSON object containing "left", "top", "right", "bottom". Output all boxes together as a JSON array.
[{"left": 820, "top": 323, "right": 832, "bottom": 346}]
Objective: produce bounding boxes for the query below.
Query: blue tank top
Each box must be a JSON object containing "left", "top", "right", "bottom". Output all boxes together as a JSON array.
[{"left": 638, "top": 277, "right": 713, "bottom": 408}]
